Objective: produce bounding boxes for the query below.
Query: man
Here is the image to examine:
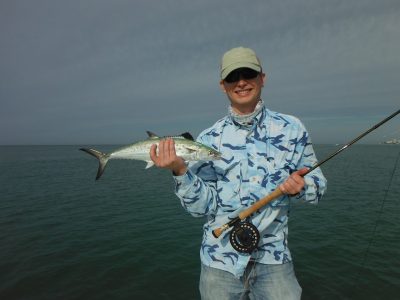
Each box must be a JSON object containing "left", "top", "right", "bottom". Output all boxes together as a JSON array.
[{"left": 150, "top": 47, "right": 327, "bottom": 300}]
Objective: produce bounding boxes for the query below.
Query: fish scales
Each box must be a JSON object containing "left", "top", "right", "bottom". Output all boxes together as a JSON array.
[{"left": 80, "top": 131, "right": 221, "bottom": 180}]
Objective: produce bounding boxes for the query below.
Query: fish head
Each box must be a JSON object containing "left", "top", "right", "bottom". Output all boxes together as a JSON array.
[{"left": 197, "top": 145, "right": 222, "bottom": 161}]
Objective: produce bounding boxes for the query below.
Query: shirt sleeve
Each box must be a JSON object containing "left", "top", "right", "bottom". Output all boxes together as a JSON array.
[
  {"left": 292, "top": 122, "right": 327, "bottom": 204},
  {"left": 173, "top": 134, "right": 219, "bottom": 217}
]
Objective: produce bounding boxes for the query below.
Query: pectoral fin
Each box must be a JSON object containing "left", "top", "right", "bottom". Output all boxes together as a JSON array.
[
  {"left": 184, "top": 146, "right": 197, "bottom": 153},
  {"left": 145, "top": 161, "right": 155, "bottom": 169}
]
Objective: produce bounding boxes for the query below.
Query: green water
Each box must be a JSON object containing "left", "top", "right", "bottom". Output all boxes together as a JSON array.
[{"left": 0, "top": 145, "right": 399, "bottom": 299}]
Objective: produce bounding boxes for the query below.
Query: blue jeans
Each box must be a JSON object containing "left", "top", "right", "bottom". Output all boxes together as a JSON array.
[{"left": 199, "top": 262, "right": 302, "bottom": 300}]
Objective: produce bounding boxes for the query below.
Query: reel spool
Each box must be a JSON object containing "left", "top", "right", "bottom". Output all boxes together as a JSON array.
[{"left": 229, "top": 221, "right": 260, "bottom": 253}]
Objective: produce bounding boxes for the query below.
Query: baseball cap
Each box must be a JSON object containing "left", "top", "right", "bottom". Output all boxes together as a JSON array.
[{"left": 220, "top": 47, "right": 262, "bottom": 80}]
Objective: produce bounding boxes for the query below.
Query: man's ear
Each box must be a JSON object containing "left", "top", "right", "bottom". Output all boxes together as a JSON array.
[
  {"left": 261, "top": 73, "right": 266, "bottom": 87},
  {"left": 219, "top": 80, "right": 227, "bottom": 93}
]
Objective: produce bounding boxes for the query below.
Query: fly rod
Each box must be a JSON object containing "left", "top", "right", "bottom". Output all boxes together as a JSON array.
[{"left": 213, "top": 108, "right": 400, "bottom": 240}]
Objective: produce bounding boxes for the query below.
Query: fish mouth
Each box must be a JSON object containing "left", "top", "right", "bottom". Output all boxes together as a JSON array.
[{"left": 212, "top": 152, "right": 222, "bottom": 160}]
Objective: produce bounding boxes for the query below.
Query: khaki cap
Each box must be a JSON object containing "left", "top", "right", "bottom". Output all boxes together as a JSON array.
[{"left": 220, "top": 47, "right": 262, "bottom": 80}]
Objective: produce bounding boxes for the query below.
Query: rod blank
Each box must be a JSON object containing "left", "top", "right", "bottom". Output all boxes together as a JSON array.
[{"left": 212, "top": 109, "right": 400, "bottom": 238}]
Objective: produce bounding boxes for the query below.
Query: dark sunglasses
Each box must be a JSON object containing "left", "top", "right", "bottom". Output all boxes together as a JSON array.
[{"left": 224, "top": 68, "right": 260, "bottom": 83}]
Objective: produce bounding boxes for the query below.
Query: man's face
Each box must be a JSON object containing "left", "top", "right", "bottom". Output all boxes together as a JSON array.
[{"left": 220, "top": 68, "right": 266, "bottom": 115}]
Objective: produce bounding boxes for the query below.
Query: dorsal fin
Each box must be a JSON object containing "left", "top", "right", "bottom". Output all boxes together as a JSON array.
[
  {"left": 146, "top": 131, "right": 159, "bottom": 138},
  {"left": 146, "top": 131, "right": 194, "bottom": 140},
  {"left": 181, "top": 132, "right": 194, "bottom": 141}
]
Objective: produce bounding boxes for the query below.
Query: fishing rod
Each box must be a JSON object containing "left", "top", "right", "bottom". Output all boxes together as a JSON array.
[{"left": 212, "top": 108, "right": 400, "bottom": 253}]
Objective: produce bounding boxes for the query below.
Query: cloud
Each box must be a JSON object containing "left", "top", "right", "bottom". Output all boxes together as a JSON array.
[{"left": 1, "top": 0, "right": 399, "bottom": 144}]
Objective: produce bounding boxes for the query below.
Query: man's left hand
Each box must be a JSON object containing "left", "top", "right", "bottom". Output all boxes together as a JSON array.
[{"left": 279, "top": 167, "right": 308, "bottom": 196}]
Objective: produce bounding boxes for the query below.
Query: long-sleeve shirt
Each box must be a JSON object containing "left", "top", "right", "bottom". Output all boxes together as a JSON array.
[{"left": 173, "top": 106, "right": 327, "bottom": 278}]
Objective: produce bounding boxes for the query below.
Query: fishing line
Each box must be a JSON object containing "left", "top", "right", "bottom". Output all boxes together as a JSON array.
[
  {"left": 242, "top": 250, "right": 261, "bottom": 297},
  {"left": 359, "top": 149, "right": 400, "bottom": 271}
]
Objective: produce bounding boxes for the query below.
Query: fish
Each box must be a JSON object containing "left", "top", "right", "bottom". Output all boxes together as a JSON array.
[{"left": 80, "top": 131, "right": 222, "bottom": 180}]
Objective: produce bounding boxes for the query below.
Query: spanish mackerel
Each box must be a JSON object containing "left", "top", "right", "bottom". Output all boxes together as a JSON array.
[{"left": 80, "top": 131, "right": 221, "bottom": 180}]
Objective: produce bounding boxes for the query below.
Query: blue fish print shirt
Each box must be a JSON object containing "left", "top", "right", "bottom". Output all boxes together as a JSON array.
[{"left": 173, "top": 105, "right": 327, "bottom": 278}]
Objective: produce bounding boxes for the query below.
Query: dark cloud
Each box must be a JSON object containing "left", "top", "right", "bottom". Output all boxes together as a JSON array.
[{"left": 1, "top": 0, "right": 399, "bottom": 144}]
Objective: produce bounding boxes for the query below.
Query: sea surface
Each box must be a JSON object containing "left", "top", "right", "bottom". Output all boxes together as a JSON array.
[{"left": 1, "top": 144, "right": 399, "bottom": 300}]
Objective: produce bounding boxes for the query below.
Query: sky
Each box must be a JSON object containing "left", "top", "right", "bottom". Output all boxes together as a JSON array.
[{"left": 1, "top": 0, "right": 399, "bottom": 145}]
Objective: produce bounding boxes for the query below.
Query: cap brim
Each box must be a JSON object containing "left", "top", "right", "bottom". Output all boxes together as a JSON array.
[{"left": 221, "top": 62, "right": 262, "bottom": 80}]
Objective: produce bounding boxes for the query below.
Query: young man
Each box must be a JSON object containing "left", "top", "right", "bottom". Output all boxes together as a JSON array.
[{"left": 150, "top": 47, "right": 327, "bottom": 300}]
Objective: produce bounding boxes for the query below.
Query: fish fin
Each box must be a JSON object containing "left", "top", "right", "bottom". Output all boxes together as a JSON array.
[
  {"left": 181, "top": 132, "right": 194, "bottom": 141},
  {"left": 184, "top": 146, "right": 197, "bottom": 153},
  {"left": 80, "top": 148, "right": 110, "bottom": 180},
  {"left": 146, "top": 131, "right": 159, "bottom": 139},
  {"left": 145, "top": 161, "right": 154, "bottom": 169}
]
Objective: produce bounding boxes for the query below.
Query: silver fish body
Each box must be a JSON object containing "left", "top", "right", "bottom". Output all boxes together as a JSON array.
[{"left": 80, "top": 131, "right": 221, "bottom": 180}]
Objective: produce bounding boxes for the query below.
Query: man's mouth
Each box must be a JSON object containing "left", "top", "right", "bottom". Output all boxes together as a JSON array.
[{"left": 235, "top": 88, "right": 252, "bottom": 96}]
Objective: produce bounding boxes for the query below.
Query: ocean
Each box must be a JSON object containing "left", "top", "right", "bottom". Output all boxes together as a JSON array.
[{"left": 0, "top": 144, "right": 399, "bottom": 300}]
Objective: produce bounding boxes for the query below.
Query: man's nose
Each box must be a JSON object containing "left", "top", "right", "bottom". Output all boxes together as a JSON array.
[{"left": 237, "top": 77, "right": 247, "bottom": 85}]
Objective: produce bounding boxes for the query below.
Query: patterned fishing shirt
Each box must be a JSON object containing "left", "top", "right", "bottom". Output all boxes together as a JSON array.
[{"left": 173, "top": 105, "right": 327, "bottom": 278}]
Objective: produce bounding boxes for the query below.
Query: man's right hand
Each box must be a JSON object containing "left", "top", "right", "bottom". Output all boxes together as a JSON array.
[{"left": 149, "top": 138, "right": 187, "bottom": 176}]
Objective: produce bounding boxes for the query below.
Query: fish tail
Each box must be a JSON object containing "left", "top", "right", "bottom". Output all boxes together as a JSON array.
[{"left": 80, "top": 148, "right": 110, "bottom": 180}]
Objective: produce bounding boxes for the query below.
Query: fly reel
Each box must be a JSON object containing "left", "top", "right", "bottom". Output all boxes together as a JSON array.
[{"left": 229, "top": 221, "right": 260, "bottom": 253}]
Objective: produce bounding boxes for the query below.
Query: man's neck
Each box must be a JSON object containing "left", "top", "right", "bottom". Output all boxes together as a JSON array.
[
  {"left": 229, "top": 99, "right": 264, "bottom": 127},
  {"left": 231, "top": 103, "right": 258, "bottom": 115}
]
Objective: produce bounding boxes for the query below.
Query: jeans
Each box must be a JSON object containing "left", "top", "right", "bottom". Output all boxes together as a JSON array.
[{"left": 199, "top": 261, "right": 302, "bottom": 300}]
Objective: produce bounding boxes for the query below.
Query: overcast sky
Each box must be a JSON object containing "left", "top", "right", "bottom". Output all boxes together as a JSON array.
[{"left": 1, "top": 0, "right": 399, "bottom": 145}]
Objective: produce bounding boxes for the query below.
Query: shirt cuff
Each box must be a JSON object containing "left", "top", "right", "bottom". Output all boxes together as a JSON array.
[
  {"left": 303, "top": 175, "right": 318, "bottom": 204},
  {"left": 173, "top": 168, "right": 194, "bottom": 187}
]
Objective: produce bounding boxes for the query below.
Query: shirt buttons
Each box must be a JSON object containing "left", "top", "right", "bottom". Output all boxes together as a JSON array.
[{"left": 250, "top": 176, "right": 260, "bottom": 184}]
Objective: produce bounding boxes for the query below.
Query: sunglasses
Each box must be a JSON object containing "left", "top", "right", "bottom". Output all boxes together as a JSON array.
[{"left": 224, "top": 68, "right": 260, "bottom": 83}]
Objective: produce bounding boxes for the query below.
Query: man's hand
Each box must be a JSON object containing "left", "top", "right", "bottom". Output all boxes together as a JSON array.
[
  {"left": 149, "top": 138, "right": 187, "bottom": 176},
  {"left": 279, "top": 167, "right": 308, "bottom": 196}
]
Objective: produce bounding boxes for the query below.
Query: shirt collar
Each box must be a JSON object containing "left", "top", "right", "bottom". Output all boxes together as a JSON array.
[{"left": 228, "top": 99, "right": 266, "bottom": 129}]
